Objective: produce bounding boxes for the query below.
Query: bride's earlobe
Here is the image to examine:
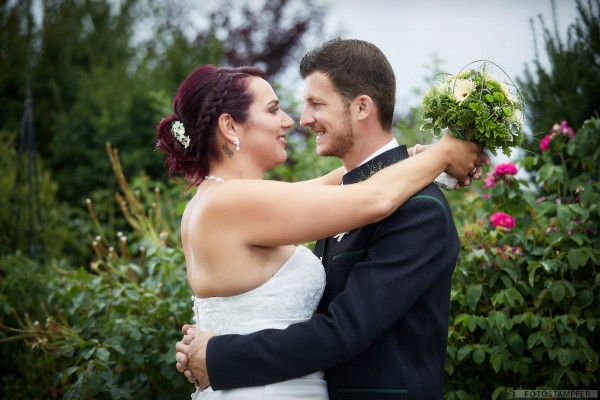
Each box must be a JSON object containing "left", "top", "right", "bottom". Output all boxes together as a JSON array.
[{"left": 217, "top": 114, "right": 241, "bottom": 154}]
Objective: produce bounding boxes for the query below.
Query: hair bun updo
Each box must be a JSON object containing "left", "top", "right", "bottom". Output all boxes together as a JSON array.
[{"left": 155, "top": 64, "right": 265, "bottom": 187}]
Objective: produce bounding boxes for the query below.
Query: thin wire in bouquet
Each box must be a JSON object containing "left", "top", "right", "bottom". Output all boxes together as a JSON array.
[{"left": 420, "top": 60, "right": 525, "bottom": 158}]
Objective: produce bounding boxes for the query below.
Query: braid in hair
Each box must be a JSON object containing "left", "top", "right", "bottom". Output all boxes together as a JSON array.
[
  {"left": 156, "top": 65, "right": 265, "bottom": 187},
  {"left": 188, "top": 72, "right": 234, "bottom": 180}
]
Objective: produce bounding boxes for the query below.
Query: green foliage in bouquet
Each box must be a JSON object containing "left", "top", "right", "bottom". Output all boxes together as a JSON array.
[
  {"left": 444, "top": 118, "right": 599, "bottom": 400},
  {"left": 421, "top": 62, "right": 525, "bottom": 157}
]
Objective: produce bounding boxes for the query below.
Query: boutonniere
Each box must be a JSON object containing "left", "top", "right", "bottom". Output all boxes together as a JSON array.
[
  {"left": 357, "top": 161, "right": 385, "bottom": 183},
  {"left": 333, "top": 231, "right": 350, "bottom": 242}
]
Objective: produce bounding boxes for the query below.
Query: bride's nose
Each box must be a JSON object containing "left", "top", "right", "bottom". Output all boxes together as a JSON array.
[{"left": 282, "top": 112, "right": 295, "bottom": 129}]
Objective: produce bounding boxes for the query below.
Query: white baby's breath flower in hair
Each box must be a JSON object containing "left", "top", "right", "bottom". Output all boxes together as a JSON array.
[{"left": 171, "top": 120, "right": 190, "bottom": 148}]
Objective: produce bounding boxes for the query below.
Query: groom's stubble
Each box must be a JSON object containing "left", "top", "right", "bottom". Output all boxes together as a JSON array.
[{"left": 318, "top": 108, "right": 355, "bottom": 161}]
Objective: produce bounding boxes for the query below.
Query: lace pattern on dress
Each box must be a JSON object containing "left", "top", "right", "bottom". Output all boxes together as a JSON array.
[{"left": 191, "top": 245, "right": 325, "bottom": 335}]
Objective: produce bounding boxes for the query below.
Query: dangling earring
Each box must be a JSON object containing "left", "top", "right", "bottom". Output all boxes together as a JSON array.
[{"left": 233, "top": 136, "right": 240, "bottom": 151}]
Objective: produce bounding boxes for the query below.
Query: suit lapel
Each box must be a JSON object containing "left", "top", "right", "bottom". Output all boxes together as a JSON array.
[
  {"left": 316, "top": 145, "right": 409, "bottom": 266},
  {"left": 342, "top": 145, "right": 409, "bottom": 185}
]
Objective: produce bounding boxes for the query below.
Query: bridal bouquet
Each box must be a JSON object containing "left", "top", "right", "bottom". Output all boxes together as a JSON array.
[{"left": 420, "top": 62, "right": 525, "bottom": 158}]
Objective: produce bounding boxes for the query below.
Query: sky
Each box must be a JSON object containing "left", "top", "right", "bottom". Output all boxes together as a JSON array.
[{"left": 282, "top": 0, "right": 581, "bottom": 112}]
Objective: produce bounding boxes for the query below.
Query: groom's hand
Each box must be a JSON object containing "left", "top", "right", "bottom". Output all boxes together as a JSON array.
[
  {"left": 175, "top": 325, "right": 214, "bottom": 389},
  {"left": 176, "top": 324, "right": 197, "bottom": 383}
]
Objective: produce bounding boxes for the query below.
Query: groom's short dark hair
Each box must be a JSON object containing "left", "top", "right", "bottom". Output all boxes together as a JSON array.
[{"left": 299, "top": 38, "right": 396, "bottom": 131}]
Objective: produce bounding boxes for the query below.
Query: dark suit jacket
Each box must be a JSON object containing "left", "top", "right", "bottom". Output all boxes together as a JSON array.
[{"left": 206, "top": 145, "right": 460, "bottom": 399}]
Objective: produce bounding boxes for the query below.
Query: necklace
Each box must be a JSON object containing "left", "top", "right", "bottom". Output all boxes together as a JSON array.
[{"left": 204, "top": 175, "right": 224, "bottom": 183}]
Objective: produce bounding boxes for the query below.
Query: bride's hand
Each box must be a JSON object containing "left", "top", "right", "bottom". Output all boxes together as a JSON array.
[{"left": 438, "top": 134, "right": 490, "bottom": 187}]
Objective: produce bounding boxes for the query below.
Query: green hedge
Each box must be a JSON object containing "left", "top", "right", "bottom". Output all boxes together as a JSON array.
[{"left": 445, "top": 118, "right": 599, "bottom": 399}]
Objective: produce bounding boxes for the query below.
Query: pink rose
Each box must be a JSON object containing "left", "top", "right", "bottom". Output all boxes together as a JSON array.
[
  {"left": 483, "top": 172, "right": 496, "bottom": 189},
  {"left": 548, "top": 121, "right": 576, "bottom": 141},
  {"left": 493, "top": 163, "right": 518, "bottom": 176},
  {"left": 540, "top": 135, "right": 551, "bottom": 151},
  {"left": 489, "top": 212, "right": 515, "bottom": 230},
  {"left": 559, "top": 120, "right": 575, "bottom": 138}
]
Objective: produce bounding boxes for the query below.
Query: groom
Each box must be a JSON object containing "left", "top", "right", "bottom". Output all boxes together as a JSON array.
[{"left": 176, "top": 38, "right": 488, "bottom": 399}]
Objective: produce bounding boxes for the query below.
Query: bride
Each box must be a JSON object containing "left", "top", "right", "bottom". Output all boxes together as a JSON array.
[{"left": 155, "top": 64, "right": 482, "bottom": 399}]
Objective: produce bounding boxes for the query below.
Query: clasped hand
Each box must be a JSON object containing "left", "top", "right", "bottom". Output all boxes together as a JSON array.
[
  {"left": 175, "top": 324, "right": 214, "bottom": 390},
  {"left": 452, "top": 149, "right": 491, "bottom": 189}
]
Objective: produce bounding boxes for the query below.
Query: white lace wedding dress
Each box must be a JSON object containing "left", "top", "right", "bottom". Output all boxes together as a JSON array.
[{"left": 189, "top": 245, "right": 328, "bottom": 399}]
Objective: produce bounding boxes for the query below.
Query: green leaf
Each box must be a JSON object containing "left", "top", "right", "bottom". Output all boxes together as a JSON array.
[
  {"left": 456, "top": 390, "right": 472, "bottom": 400},
  {"left": 494, "top": 291, "right": 505, "bottom": 306},
  {"left": 563, "top": 333, "right": 577, "bottom": 347},
  {"left": 553, "top": 367, "right": 567, "bottom": 386},
  {"left": 557, "top": 348, "right": 571, "bottom": 367},
  {"left": 457, "top": 345, "right": 472, "bottom": 361},
  {"left": 505, "top": 290, "right": 516, "bottom": 307},
  {"left": 454, "top": 313, "right": 470, "bottom": 326},
  {"left": 535, "top": 201, "right": 555, "bottom": 217},
  {"left": 96, "top": 348, "right": 110, "bottom": 362},
  {"left": 495, "top": 312, "right": 506, "bottom": 329},
  {"left": 568, "top": 234, "right": 585, "bottom": 246},
  {"left": 60, "top": 366, "right": 79, "bottom": 384},
  {"left": 557, "top": 205, "right": 571, "bottom": 228},
  {"left": 491, "top": 352, "right": 502, "bottom": 372},
  {"left": 586, "top": 317, "right": 596, "bottom": 332},
  {"left": 491, "top": 387, "right": 506, "bottom": 400},
  {"left": 468, "top": 316, "right": 477, "bottom": 332},
  {"left": 500, "top": 275, "right": 513, "bottom": 289},
  {"left": 508, "top": 333, "right": 524, "bottom": 356},
  {"left": 568, "top": 249, "right": 582, "bottom": 269},
  {"left": 82, "top": 347, "right": 96, "bottom": 360},
  {"left": 542, "top": 260, "right": 558, "bottom": 272},
  {"left": 528, "top": 262, "right": 540, "bottom": 287},
  {"left": 466, "top": 284, "right": 482, "bottom": 310},
  {"left": 541, "top": 334, "right": 553, "bottom": 348},
  {"left": 581, "top": 373, "right": 592, "bottom": 386},
  {"left": 551, "top": 281, "right": 566, "bottom": 303},
  {"left": 472, "top": 348, "right": 485, "bottom": 364},
  {"left": 477, "top": 316, "right": 489, "bottom": 330}
]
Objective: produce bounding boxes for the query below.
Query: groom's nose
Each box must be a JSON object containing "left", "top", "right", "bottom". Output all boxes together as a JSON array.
[{"left": 299, "top": 107, "right": 315, "bottom": 128}]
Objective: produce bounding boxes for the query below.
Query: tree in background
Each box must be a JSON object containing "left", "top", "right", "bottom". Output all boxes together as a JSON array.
[
  {"left": 518, "top": 0, "right": 600, "bottom": 145},
  {"left": 0, "top": 0, "right": 36, "bottom": 132},
  {"left": 0, "top": 0, "right": 325, "bottom": 205},
  {"left": 208, "top": 0, "right": 325, "bottom": 80}
]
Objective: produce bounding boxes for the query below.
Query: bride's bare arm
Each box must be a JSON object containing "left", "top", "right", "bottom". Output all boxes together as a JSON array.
[
  {"left": 296, "top": 166, "right": 345, "bottom": 186},
  {"left": 203, "top": 134, "right": 480, "bottom": 248}
]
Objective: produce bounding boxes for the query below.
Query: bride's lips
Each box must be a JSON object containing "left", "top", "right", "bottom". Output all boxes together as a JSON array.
[{"left": 276, "top": 135, "right": 287, "bottom": 146}]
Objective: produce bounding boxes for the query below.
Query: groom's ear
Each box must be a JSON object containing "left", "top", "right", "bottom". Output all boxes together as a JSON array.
[{"left": 354, "top": 95, "right": 374, "bottom": 121}]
